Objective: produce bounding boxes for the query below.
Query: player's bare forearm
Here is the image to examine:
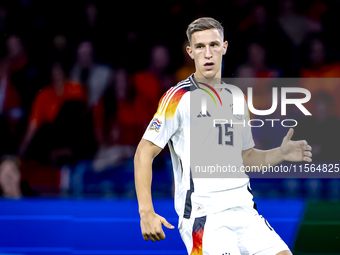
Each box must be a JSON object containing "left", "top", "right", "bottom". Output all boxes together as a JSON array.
[
  {"left": 242, "top": 128, "right": 312, "bottom": 169},
  {"left": 134, "top": 139, "right": 162, "bottom": 214},
  {"left": 134, "top": 139, "right": 175, "bottom": 242}
]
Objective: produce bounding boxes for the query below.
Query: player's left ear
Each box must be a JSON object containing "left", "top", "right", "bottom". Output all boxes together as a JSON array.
[{"left": 223, "top": 41, "right": 228, "bottom": 55}]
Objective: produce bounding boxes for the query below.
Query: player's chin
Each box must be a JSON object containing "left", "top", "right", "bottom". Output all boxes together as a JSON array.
[{"left": 201, "top": 70, "right": 218, "bottom": 78}]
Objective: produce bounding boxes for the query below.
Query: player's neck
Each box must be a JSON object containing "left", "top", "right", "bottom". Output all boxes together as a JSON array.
[{"left": 194, "top": 71, "right": 222, "bottom": 91}]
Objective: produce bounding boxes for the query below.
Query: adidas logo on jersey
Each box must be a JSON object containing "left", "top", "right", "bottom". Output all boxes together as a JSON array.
[{"left": 197, "top": 111, "right": 211, "bottom": 118}]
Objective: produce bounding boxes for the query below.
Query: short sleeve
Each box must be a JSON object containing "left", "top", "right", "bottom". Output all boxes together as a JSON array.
[
  {"left": 242, "top": 96, "right": 255, "bottom": 151},
  {"left": 142, "top": 88, "right": 187, "bottom": 149}
]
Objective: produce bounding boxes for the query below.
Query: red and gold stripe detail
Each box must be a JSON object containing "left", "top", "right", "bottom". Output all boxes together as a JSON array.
[
  {"left": 155, "top": 81, "right": 191, "bottom": 119},
  {"left": 190, "top": 216, "right": 207, "bottom": 255}
]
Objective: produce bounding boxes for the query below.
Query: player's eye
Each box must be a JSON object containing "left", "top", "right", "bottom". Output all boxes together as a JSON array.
[{"left": 197, "top": 45, "right": 202, "bottom": 49}]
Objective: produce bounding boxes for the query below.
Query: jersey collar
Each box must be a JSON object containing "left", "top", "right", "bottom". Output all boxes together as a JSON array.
[
  {"left": 189, "top": 74, "right": 200, "bottom": 89},
  {"left": 189, "top": 73, "right": 225, "bottom": 89}
]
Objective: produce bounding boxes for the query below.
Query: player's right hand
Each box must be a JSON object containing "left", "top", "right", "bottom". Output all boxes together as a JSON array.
[{"left": 140, "top": 211, "right": 175, "bottom": 242}]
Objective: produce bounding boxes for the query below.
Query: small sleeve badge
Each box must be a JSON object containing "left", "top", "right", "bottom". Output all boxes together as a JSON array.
[{"left": 149, "top": 118, "right": 162, "bottom": 133}]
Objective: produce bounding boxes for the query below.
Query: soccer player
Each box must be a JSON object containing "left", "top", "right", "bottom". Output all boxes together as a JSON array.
[{"left": 134, "top": 17, "right": 312, "bottom": 255}]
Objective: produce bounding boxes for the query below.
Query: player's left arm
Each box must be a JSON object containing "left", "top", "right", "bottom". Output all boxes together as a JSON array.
[{"left": 242, "top": 128, "right": 312, "bottom": 168}]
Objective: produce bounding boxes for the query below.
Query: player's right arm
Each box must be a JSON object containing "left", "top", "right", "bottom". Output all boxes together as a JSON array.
[
  {"left": 134, "top": 139, "right": 175, "bottom": 242},
  {"left": 135, "top": 81, "right": 188, "bottom": 241}
]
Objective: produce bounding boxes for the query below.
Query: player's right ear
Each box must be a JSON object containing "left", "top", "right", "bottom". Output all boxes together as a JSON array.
[{"left": 186, "top": 46, "right": 194, "bottom": 59}]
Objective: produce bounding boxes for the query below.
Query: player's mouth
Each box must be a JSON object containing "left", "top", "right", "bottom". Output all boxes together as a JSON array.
[{"left": 204, "top": 62, "right": 214, "bottom": 70}]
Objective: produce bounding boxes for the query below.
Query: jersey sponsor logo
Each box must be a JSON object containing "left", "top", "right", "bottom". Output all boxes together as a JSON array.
[{"left": 149, "top": 118, "right": 162, "bottom": 133}]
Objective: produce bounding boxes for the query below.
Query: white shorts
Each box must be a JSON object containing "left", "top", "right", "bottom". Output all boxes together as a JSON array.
[{"left": 179, "top": 205, "right": 290, "bottom": 255}]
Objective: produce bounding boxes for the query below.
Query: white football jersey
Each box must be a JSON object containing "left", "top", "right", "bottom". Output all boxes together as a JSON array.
[{"left": 142, "top": 74, "right": 256, "bottom": 227}]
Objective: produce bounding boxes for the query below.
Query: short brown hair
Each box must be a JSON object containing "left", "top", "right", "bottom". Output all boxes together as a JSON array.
[{"left": 186, "top": 17, "right": 224, "bottom": 44}]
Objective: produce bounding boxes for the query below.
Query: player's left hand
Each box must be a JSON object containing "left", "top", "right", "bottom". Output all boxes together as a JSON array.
[{"left": 280, "top": 128, "right": 312, "bottom": 162}]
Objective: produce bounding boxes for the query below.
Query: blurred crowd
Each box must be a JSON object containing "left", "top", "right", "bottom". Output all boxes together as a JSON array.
[{"left": 0, "top": 0, "right": 339, "bottom": 200}]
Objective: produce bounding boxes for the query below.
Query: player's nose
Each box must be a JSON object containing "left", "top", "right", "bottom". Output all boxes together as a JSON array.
[{"left": 205, "top": 46, "right": 212, "bottom": 59}]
